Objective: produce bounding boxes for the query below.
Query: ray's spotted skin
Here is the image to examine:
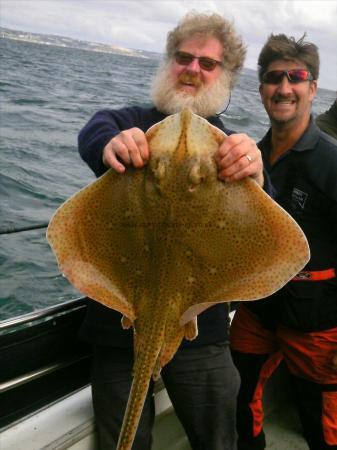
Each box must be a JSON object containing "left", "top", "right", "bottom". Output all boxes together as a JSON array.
[{"left": 47, "top": 109, "right": 310, "bottom": 450}]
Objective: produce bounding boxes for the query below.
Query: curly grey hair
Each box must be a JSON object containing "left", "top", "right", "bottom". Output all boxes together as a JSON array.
[{"left": 165, "top": 11, "right": 246, "bottom": 88}]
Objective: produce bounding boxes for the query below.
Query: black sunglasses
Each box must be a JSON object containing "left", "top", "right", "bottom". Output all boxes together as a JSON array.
[
  {"left": 174, "top": 51, "right": 223, "bottom": 72},
  {"left": 262, "top": 69, "right": 314, "bottom": 84}
]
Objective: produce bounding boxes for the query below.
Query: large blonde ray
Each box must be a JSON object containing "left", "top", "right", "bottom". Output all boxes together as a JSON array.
[{"left": 47, "top": 108, "right": 309, "bottom": 450}]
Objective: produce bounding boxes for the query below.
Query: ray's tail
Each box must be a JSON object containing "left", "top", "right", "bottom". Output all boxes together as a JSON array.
[{"left": 116, "top": 334, "right": 162, "bottom": 450}]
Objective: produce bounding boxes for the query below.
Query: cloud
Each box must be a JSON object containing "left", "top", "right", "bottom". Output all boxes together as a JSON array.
[{"left": 1, "top": 0, "right": 336, "bottom": 89}]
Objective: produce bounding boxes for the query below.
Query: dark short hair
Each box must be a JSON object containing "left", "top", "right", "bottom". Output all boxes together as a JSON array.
[{"left": 258, "top": 33, "right": 319, "bottom": 82}]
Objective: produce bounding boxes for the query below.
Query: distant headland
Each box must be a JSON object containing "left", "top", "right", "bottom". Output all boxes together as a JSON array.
[{"left": 0, "top": 26, "right": 161, "bottom": 60}]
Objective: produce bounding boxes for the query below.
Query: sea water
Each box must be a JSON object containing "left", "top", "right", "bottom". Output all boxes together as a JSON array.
[{"left": 0, "top": 37, "right": 335, "bottom": 320}]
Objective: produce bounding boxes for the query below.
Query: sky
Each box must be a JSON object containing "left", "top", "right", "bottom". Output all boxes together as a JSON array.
[{"left": 1, "top": 0, "right": 336, "bottom": 90}]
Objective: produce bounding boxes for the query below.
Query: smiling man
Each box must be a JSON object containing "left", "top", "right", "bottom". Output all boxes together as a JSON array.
[
  {"left": 77, "top": 11, "right": 267, "bottom": 450},
  {"left": 230, "top": 34, "right": 337, "bottom": 450},
  {"left": 152, "top": 34, "right": 233, "bottom": 118}
]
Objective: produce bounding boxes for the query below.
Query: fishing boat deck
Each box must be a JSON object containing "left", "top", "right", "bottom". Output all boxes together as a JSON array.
[
  {"left": 0, "top": 385, "right": 307, "bottom": 450},
  {"left": 153, "top": 364, "right": 308, "bottom": 450},
  {"left": 0, "top": 372, "right": 307, "bottom": 450},
  {"left": 154, "top": 405, "right": 307, "bottom": 450},
  {"left": 0, "top": 300, "right": 308, "bottom": 450},
  {"left": 0, "top": 370, "right": 308, "bottom": 450}
]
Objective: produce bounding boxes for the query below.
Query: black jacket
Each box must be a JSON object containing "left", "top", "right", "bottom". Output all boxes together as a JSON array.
[{"left": 247, "top": 118, "right": 337, "bottom": 332}]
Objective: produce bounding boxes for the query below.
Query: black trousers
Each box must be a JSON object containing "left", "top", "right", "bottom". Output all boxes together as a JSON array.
[{"left": 91, "top": 342, "right": 240, "bottom": 450}]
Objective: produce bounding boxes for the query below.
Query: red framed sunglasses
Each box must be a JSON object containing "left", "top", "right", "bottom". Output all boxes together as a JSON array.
[
  {"left": 262, "top": 69, "right": 314, "bottom": 84},
  {"left": 174, "top": 51, "right": 223, "bottom": 71}
]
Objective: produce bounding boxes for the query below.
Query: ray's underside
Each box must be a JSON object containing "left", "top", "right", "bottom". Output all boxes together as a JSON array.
[{"left": 47, "top": 108, "right": 310, "bottom": 450}]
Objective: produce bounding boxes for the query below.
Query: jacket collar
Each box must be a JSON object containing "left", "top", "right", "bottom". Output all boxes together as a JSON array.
[{"left": 259, "top": 115, "right": 321, "bottom": 154}]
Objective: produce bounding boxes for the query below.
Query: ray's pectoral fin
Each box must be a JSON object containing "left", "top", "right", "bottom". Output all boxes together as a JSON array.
[{"left": 46, "top": 167, "right": 142, "bottom": 323}]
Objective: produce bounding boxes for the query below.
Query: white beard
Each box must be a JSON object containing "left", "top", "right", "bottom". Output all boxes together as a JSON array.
[{"left": 151, "top": 62, "right": 231, "bottom": 118}]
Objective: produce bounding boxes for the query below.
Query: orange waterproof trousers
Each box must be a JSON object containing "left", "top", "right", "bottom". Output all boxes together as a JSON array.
[{"left": 230, "top": 305, "right": 337, "bottom": 450}]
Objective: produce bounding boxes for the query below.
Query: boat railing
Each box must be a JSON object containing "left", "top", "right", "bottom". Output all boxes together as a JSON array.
[
  {"left": 0, "top": 296, "right": 91, "bottom": 430},
  {"left": 0, "top": 297, "right": 86, "bottom": 331}
]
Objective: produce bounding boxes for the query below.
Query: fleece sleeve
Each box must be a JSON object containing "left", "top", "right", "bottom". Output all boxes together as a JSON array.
[{"left": 77, "top": 107, "right": 142, "bottom": 177}]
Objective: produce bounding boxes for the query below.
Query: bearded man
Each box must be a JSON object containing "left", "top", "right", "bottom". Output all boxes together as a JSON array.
[{"left": 78, "top": 12, "right": 266, "bottom": 450}]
